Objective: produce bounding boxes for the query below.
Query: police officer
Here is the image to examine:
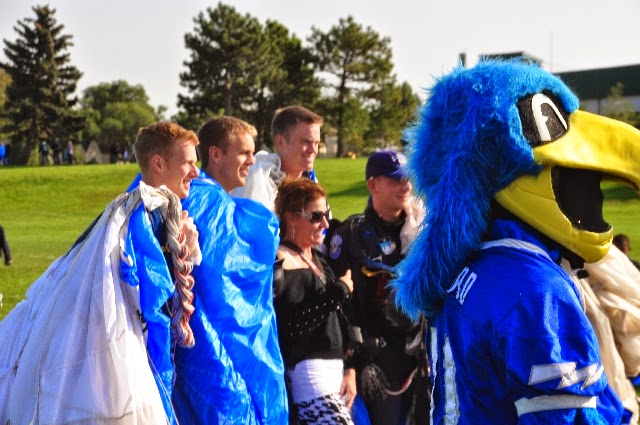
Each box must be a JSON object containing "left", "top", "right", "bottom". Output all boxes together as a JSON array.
[{"left": 326, "top": 150, "right": 428, "bottom": 425}]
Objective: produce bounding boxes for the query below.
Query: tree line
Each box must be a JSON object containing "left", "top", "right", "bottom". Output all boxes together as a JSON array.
[{"left": 0, "top": 4, "right": 422, "bottom": 165}]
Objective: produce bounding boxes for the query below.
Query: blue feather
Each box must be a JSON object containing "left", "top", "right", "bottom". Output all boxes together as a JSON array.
[{"left": 392, "top": 60, "right": 579, "bottom": 318}]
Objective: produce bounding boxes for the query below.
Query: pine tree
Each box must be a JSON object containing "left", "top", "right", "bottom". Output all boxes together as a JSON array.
[
  {"left": 309, "top": 16, "right": 394, "bottom": 157},
  {"left": 177, "top": 3, "right": 319, "bottom": 148},
  {"left": 2, "top": 5, "right": 84, "bottom": 164}
]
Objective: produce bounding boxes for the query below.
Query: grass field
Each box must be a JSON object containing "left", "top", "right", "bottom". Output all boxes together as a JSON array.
[{"left": 1, "top": 159, "right": 639, "bottom": 319}]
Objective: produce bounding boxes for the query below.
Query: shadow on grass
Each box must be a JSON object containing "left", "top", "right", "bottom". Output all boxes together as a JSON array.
[
  {"left": 602, "top": 183, "right": 638, "bottom": 201},
  {"left": 329, "top": 182, "right": 369, "bottom": 199}
]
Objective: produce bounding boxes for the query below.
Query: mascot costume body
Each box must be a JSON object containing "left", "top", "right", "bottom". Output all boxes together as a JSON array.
[{"left": 393, "top": 61, "right": 640, "bottom": 424}]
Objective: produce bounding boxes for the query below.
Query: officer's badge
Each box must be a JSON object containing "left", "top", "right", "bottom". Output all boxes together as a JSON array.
[
  {"left": 379, "top": 237, "right": 396, "bottom": 256},
  {"left": 329, "top": 234, "right": 343, "bottom": 259}
]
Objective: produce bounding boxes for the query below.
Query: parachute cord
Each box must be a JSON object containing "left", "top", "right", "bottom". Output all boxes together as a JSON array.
[
  {"left": 385, "top": 367, "right": 418, "bottom": 396},
  {"left": 163, "top": 190, "right": 196, "bottom": 349}
]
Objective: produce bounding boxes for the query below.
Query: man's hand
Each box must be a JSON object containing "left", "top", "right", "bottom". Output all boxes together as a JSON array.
[
  {"left": 339, "top": 368, "right": 357, "bottom": 409},
  {"left": 181, "top": 210, "right": 201, "bottom": 265},
  {"left": 339, "top": 269, "right": 353, "bottom": 292},
  {"left": 400, "top": 196, "right": 426, "bottom": 255}
]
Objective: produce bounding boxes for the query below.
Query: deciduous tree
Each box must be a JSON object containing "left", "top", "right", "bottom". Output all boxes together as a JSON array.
[
  {"left": 366, "top": 80, "right": 421, "bottom": 147},
  {"left": 178, "top": 4, "right": 263, "bottom": 126},
  {"left": 309, "top": 16, "right": 393, "bottom": 156},
  {"left": 601, "top": 82, "right": 639, "bottom": 128},
  {"left": 177, "top": 3, "right": 319, "bottom": 149},
  {"left": 80, "top": 80, "right": 157, "bottom": 156},
  {"left": 250, "top": 20, "right": 319, "bottom": 149}
]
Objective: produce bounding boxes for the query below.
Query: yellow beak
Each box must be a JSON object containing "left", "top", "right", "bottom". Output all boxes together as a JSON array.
[
  {"left": 496, "top": 110, "right": 640, "bottom": 263},
  {"left": 534, "top": 110, "right": 640, "bottom": 187}
]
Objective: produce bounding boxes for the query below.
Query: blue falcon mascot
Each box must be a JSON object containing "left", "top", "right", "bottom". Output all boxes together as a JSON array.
[{"left": 393, "top": 60, "right": 640, "bottom": 424}]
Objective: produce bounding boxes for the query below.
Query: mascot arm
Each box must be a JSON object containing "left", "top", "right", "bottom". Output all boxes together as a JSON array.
[
  {"left": 518, "top": 408, "right": 607, "bottom": 425},
  {"left": 498, "top": 271, "right": 613, "bottom": 424}
]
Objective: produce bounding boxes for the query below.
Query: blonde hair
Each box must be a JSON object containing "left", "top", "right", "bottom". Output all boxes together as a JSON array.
[{"left": 134, "top": 122, "right": 199, "bottom": 173}]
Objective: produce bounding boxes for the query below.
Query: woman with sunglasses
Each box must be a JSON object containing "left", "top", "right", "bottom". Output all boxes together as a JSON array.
[{"left": 274, "top": 178, "right": 356, "bottom": 425}]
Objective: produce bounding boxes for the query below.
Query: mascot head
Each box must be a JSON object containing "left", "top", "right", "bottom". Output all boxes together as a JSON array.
[{"left": 394, "top": 60, "right": 640, "bottom": 318}]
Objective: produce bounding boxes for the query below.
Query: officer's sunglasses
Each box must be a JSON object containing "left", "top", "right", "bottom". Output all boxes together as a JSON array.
[{"left": 298, "top": 208, "right": 330, "bottom": 224}]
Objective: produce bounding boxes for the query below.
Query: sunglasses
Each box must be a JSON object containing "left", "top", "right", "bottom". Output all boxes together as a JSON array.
[{"left": 298, "top": 208, "right": 331, "bottom": 224}]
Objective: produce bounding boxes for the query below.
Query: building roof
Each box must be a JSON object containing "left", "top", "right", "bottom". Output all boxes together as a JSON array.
[
  {"left": 555, "top": 64, "right": 640, "bottom": 99},
  {"left": 481, "top": 51, "right": 542, "bottom": 65}
]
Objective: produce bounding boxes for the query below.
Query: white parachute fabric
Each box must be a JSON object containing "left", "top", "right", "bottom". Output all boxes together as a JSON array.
[
  {"left": 0, "top": 184, "right": 172, "bottom": 425},
  {"left": 230, "top": 151, "right": 284, "bottom": 211}
]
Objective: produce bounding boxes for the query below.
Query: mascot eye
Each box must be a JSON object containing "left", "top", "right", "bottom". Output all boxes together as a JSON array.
[{"left": 517, "top": 91, "right": 570, "bottom": 147}]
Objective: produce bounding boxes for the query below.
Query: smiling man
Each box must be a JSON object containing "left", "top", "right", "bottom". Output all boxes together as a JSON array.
[
  {"left": 134, "top": 121, "right": 200, "bottom": 199},
  {"left": 273, "top": 105, "right": 322, "bottom": 180},
  {"left": 0, "top": 121, "right": 202, "bottom": 425},
  {"left": 197, "top": 116, "right": 257, "bottom": 193},
  {"left": 231, "top": 105, "right": 323, "bottom": 211},
  {"left": 326, "top": 150, "right": 428, "bottom": 425}
]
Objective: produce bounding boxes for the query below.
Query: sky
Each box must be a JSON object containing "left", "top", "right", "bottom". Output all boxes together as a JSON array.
[{"left": 1, "top": 0, "right": 639, "bottom": 118}]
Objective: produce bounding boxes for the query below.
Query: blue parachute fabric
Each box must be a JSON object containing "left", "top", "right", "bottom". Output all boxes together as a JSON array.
[
  {"left": 597, "top": 385, "right": 624, "bottom": 425},
  {"left": 121, "top": 202, "right": 177, "bottom": 424},
  {"left": 173, "top": 175, "right": 288, "bottom": 424},
  {"left": 350, "top": 395, "right": 371, "bottom": 425}
]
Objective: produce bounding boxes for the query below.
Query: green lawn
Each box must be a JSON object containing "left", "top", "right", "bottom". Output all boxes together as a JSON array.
[{"left": 1, "top": 159, "right": 639, "bottom": 319}]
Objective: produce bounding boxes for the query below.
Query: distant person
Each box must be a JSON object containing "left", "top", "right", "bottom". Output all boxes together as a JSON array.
[
  {"left": 0, "top": 224, "right": 12, "bottom": 266},
  {"left": 0, "top": 143, "right": 5, "bottom": 167},
  {"left": 39, "top": 140, "right": 50, "bottom": 165},
  {"left": 613, "top": 233, "right": 640, "bottom": 270},
  {"left": 122, "top": 147, "right": 129, "bottom": 163},
  {"left": 197, "top": 115, "right": 256, "bottom": 193},
  {"left": 326, "top": 150, "right": 428, "bottom": 425},
  {"left": 274, "top": 178, "right": 355, "bottom": 424},
  {"left": 4, "top": 143, "right": 10, "bottom": 166},
  {"left": 65, "top": 140, "right": 75, "bottom": 165},
  {"left": 110, "top": 144, "right": 121, "bottom": 164},
  {"left": 232, "top": 105, "right": 323, "bottom": 211},
  {"left": 52, "top": 141, "right": 62, "bottom": 165}
]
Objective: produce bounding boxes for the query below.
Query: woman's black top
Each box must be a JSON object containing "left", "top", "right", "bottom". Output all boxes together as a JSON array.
[{"left": 274, "top": 248, "right": 351, "bottom": 368}]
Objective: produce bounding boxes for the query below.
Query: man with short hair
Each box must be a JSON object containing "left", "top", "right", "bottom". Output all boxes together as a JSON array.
[
  {"left": 232, "top": 105, "right": 323, "bottom": 210},
  {"left": 0, "top": 121, "right": 201, "bottom": 424},
  {"left": 197, "top": 116, "right": 257, "bottom": 193},
  {"left": 134, "top": 121, "right": 200, "bottom": 199},
  {"left": 326, "top": 150, "right": 428, "bottom": 425},
  {"left": 169, "top": 117, "right": 289, "bottom": 424}
]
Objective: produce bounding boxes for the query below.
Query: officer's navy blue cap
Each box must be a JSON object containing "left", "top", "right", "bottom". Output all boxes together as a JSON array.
[{"left": 365, "top": 150, "right": 408, "bottom": 180}]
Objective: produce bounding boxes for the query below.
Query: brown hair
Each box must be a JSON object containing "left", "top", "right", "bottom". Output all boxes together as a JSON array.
[
  {"left": 613, "top": 233, "right": 630, "bottom": 251},
  {"left": 134, "top": 122, "right": 199, "bottom": 173},
  {"left": 197, "top": 116, "right": 257, "bottom": 169},
  {"left": 275, "top": 177, "right": 327, "bottom": 238},
  {"left": 271, "top": 106, "right": 323, "bottom": 140}
]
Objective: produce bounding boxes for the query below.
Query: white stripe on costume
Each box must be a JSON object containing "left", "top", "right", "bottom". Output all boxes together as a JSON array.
[{"left": 515, "top": 394, "right": 596, "bottom": 416}]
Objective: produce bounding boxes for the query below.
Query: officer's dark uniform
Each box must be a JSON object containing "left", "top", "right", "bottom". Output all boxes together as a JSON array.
[{"left": 326, "top": 201, "right": 428, "bottom": 425}]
